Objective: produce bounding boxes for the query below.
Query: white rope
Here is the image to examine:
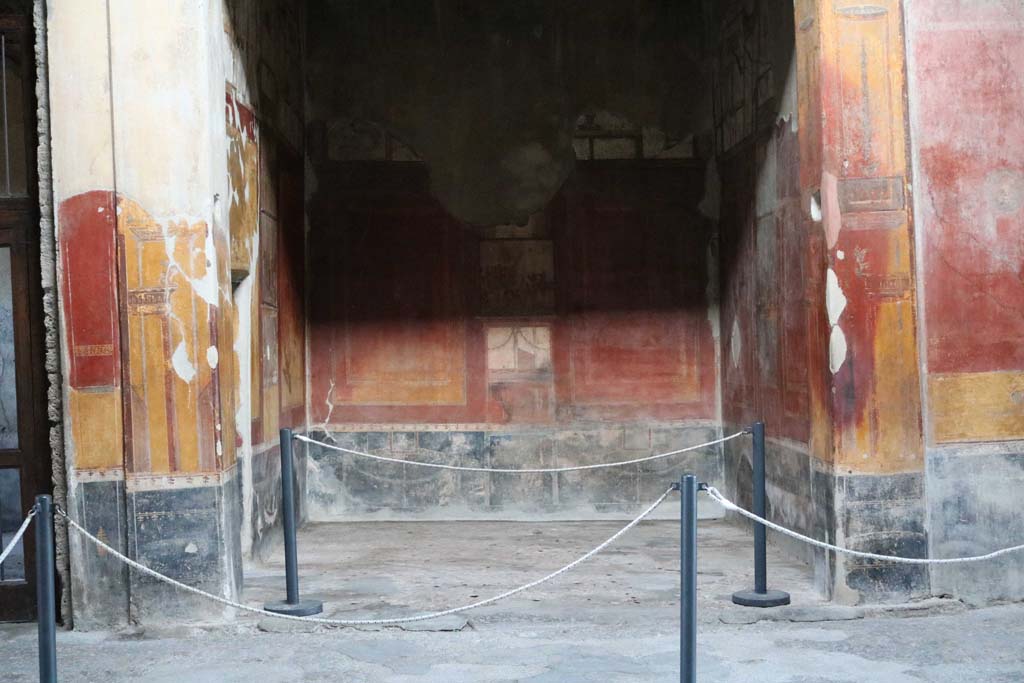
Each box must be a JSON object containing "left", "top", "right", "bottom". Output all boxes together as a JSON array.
[
  {"left": 705, "top": 486, "right": 1024, "bottom": 565},
  {"left": 57, "top": 486, "right": 673, "bottom": 626},
  {"left": 295, "top": 431, "right": 746, "bottom": 474},
  {"left": 0, "top": 505, "right": 36, "bottom": 567}
]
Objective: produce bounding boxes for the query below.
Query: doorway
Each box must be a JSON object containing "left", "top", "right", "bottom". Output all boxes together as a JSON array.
[{"left": 0, "top": 11, "right": 52, "bottom": 622}]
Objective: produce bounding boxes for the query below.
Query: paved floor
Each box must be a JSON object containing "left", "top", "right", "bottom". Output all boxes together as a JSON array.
[{"left": 3, "top": 520, "right": 1023, "bottom": 681}]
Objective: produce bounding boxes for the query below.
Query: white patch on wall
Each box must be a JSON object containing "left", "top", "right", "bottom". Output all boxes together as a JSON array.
[
  {"left": 825, "top": 269, "right": 848, "bottom": 327},
  {"left": 829, "top": 326, "right": 848, "bottom": 374},
  {"left": 731, "top": 318, "right": 742, "bottom": 368},
  {"left": 206, "top": 345, "right": 219, "bottom": 369},
  {"left": 810, "top": 192, "right": 822, "bottom": 222},
  {"left": 171, "top": 341, "right": 196, "bottom": 382}
]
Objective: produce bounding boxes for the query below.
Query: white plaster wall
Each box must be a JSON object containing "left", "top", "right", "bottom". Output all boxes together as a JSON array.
[
  {"left": 46, "top": 0, "right": 116, "bottom": 202},
  {"left": 106, "top": 1, "right": 215, "bottom": 221}
]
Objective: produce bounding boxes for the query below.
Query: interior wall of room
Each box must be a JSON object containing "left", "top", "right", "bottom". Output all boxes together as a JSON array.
[
  {"left": 303, "top": 137, "right": 722, "bottom": 518},
  {"left": 906, "top": 0, "right": 1024, "bottom": 604},
  {"left": 300, "top": 1, "right": 728, "bottom": 519},
  {"left": 304, "top": 0, "right": 712, "bottom": 228}
]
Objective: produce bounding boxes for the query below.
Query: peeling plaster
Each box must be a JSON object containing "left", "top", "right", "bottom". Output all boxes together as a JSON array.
[
  {"left": 730, "top": 318, "right": 742, "bottom": 369},
  {"left": 826, "top": 269, "right": 848, "bottom": 327},
  {"left": 318, "top": 378, "right": 338, "bottom": 442},
  {"left": 822, "top": 171, "right": 842, "bottom": 248},
  {"left": 810, "top": 191, "right": 822, "bottom": 222},
  {"left": 206, "top": 345, "right": 219, "bottom": 369},
  {"left": 829, "top": 325, "right": 848, "bottom": 374},
  {"left": 171, "top": 341, "right": 197, "bottom": 382}
]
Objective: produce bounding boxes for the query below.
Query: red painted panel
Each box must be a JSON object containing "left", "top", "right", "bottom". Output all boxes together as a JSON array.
[
  {"left": 225, "top": 89, "right": 257, "bottom": 143},
  {"left": 912, "top": 16, "right": 1024, "bottom": 373},
  {"left": 309, "top": 162, "right": 718, "bottom": 426},
  {"left": 58, "top": 191, "right": 120, "bottom": 390},
  {"left": 554, "top": 169, "right": 717, "bottom": 421},
  {"left": 309, "top": 191, "right": 486, "bottom": 424}
]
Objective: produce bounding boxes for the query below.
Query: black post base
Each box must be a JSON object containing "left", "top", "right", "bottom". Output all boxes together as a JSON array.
[
  {"left": 264, "top": 599, "right": 324, "bottom": 617},
  {"left": 731, "top": 589, "right": 791, "bottom": 608}
]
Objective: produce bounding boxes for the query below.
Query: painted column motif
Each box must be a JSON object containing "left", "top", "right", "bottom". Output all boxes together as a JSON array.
[{"left": 797, "top": 0, "right": 927, "bottom": 599}]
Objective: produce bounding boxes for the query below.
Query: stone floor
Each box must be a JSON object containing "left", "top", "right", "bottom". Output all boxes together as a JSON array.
[{"left": 3, "top": 519, "right": 1023, "bottom": 681}]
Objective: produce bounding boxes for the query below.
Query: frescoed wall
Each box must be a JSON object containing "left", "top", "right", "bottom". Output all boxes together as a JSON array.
[
  {"left": 49, "top": 0, "right": 306, "bottom": 626},
  {"left": 714, "top": 0, "right": 933, "bottom": 602},
  {"left": 907, "top": 0, "right": 1024, "bottom": 604},
  {"left": 711, "top": 0, "right": 828, "bottom": 585},
  {"left": 222, "top": 0, "right": 308, "bottom": 559},
  {"left": 43, "top": 0, "right": 1024, "bottom": 631},
  {"left": 304, "top": 155, "right": 721, "bottom": 517}
]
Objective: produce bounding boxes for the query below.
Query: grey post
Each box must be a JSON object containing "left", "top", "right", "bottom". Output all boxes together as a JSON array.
[
  {"left": 35, "top": 494, "right": 57, "bottom": 683},
  {"left": 680, "top": 474, "right": 697, "bottom": 683},
  {"left": 264, "top": 428, "right": 323, "bottom": 616},
  {"left": 732, "top": 421, "right": 790, "bottom": 607}
]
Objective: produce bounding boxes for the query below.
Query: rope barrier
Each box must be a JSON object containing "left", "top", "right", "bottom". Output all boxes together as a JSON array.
[
  {"left": 295, "top": 431, "right": 746, "bottom": 473},
  {"left": 0, "top": 505, "right": 36, "bottom": 567},
  {"left": 705, "top": 486, "right": 1024, "bottom": 565},
  {"left": 57, "top": 486, "right": 674, "bottom": 626}
]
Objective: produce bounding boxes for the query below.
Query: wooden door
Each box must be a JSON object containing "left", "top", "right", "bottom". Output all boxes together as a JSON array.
[{"left": 0, "top": 13, "right": 50, "bottom": 622}]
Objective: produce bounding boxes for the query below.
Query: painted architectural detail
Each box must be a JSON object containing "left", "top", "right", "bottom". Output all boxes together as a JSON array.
[
  {"left": 226, "top": 88, "right": 259, "bottom": 283},
  {"left": 118, "top": 197, "right": 222, "bottom": 475},
  {"left": 818, "top": 0, "right": 924, "bottom": 474}
]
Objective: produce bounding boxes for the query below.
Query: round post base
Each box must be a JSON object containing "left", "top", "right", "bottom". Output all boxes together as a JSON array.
[
  {"left": 731, "top": 589, "right": 791, "bottom": 608},
  {"left": 263, "top": 599, "right": 324, "bottom": 616}
]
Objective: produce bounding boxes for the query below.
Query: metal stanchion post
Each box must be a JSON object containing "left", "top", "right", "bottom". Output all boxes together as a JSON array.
[
  {"left": 264, "top": 428, "right": 323, "bottom": 616},
  {"left": 35, "top": 494, "right": 57, "bottom": 683},
  {"left": 732, "top": 421, "right": 790, "bottom": 607},
  {"left": 680, "top": 474, "right": 697, "bottom": 683}
]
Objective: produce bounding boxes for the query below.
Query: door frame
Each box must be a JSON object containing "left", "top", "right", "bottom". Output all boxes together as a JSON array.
[{"left": 0, "top": 10, "right": 51, "bottom": 623}]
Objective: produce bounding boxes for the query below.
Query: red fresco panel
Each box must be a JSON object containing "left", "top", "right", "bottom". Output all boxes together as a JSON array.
[
  {"left": 309, "top": 199, "right": 486, "bottom": 423},
  {"left": 309, "top": 163, "right": 717, "bottom": 426},
  {"left": 59, "top": 191, "right": 120, "bottom": 390},
  {"left": 913, "top": 20, "right": 1024, "bottom": 374},
  {"left": 556, "top": 191, "right": 716, "bottom": 420}
]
